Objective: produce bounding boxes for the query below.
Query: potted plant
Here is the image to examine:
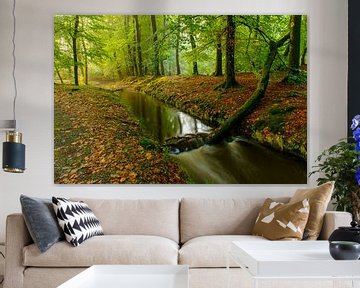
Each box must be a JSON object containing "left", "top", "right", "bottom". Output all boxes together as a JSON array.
[{"left": 310, "top": 115, "right": 360, "bottom": 222}]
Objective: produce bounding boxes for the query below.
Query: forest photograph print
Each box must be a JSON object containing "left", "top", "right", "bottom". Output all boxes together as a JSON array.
[{"left": 54, "top": 15, "right": 307, "bottom": 184}]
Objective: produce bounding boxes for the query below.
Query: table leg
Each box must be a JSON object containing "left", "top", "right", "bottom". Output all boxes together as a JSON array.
[
  {"left": 226, "top": 250, "right": 230, "bottom": 288},
  {"left": 252, "top": 278, "right": 258, "bottom": 288}
]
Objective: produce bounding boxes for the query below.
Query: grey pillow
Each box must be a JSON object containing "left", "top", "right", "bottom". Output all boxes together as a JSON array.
[{"left": 20, "top": 195, "right": 64, "bottom": 253}]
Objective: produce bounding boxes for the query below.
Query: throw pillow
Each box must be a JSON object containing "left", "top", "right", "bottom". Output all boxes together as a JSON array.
[
  {"left": 289, "top": 181, "right": 334, "bottom": 240},
  {"left": 20, "top": 195, "right": 64, "bottom": 253},
  {"left": 252, "top": 198, "right": 310, "bottom": 240},
  {"left": 52, "top": 197, "right": 104, "bottom": 247}
]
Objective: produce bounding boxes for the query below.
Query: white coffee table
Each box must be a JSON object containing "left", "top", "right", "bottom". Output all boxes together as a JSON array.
[
  {"left": 229, "top": 241, "right": 360, "bottom": 288},
  {"left": 57, "top": 265, "right": 189, "bottom": 288}
]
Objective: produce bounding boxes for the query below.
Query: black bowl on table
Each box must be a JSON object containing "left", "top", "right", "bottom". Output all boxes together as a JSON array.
[{"left": 329, "top": 241, "right": 360, "bottom": 260}]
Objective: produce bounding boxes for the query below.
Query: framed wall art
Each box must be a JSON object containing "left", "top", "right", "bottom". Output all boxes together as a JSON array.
[{"left": 54, "top": 14, "right": 307, "bottom": 184}]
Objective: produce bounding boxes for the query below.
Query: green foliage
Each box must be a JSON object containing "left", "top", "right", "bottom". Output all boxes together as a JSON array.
[
  {"left": 310, "top": 140, "right": 360, "bottom": 212},
  {"left": 285, "top": 70, "right": 307, "bottom": 86},
  {"left": 253, "top": 106, "right": 295, "bottom": 134},
  {"left": 54, "top": 14, "right": 307, "bottom": 80},
  {"left": 139, "top": 137, "right": 158, "bottom": 150}
]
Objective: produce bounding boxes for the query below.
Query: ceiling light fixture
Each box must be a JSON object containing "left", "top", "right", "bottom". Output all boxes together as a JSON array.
[{"left": 1, "top": 0, "right": 25, "bottom": 173}]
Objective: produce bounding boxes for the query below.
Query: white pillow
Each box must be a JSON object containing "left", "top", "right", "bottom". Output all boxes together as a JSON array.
[{"left": 52, "top": 197, "right": 104, "bottom": 247}]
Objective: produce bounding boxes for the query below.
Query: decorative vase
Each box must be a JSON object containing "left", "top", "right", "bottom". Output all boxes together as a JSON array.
[
  {"left": 328, "top": 221, "right": 360, "bottom": 244},
  {"left": 329, "top": 241, "right": 360, "bottom": 260}
]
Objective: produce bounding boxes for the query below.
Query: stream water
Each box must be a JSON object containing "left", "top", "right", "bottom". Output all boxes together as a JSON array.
[
  {"left": 116, "top": 90, "right": 307, "bottom": 184},
  {"left": 117, "top": 91, "right": 212, "bottom": 143}
]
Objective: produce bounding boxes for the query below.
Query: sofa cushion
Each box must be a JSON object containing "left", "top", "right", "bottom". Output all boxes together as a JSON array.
[
  {"left": 72, "top": 198, "right": 179, "bottom": 243},
  {"left": 252, "top": 198, "right": 310, "bottom": 240},
  {"left": 290, "top": 181, "right": 334, "bottom": 240},
  {"left": 20, "top": 195, "right": 64, "bottom": 253},
  {"left": 179, "top": 235, "right": 267, "bottom": 268},
  {"left": 52, "top": 197, "right": 104, "bottom": 247},
  {"left": 23, "top": 235, "right": 178, "bottom": 267},
  {"left": 180, "top": 198, "right": 289, "bottom": 243}
]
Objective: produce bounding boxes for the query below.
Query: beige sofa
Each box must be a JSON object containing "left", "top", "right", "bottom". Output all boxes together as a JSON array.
[{"left": 4, "top": 198, "right": 352, "bottom": 288}]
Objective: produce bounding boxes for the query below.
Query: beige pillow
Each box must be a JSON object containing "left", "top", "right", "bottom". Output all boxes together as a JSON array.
[
  {"left": 289, "top": 181, "right": 334, "bottom": 240},
  {"left": 252, "top": 198, "right": 310, "bottom": 240}
]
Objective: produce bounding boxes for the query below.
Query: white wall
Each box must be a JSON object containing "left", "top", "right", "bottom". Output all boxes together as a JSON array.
[{"left": 0, "top": 0, "right": 348, "bottom": 242}]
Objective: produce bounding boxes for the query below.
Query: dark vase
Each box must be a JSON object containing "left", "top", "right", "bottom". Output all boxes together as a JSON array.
[
  {"left": 328, "top": 221, "right": 360, "bottom": 244},
  {"left": 329, "top": 241, "right": 360, "bottom": 260}
]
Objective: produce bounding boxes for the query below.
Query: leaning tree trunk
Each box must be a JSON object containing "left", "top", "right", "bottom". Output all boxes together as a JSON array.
[
  {"left": 208, "top": 33, "right": 290, "bottom": 145},
  {"left": 55, "top": 65, "right": 64, "bottom": 84}
]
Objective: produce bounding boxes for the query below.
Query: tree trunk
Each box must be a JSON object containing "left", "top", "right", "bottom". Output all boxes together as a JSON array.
[
  {"left": 134, "top": 15, "right": 143, "bottom": 76},
  {"left": 289, "top": 15, "right": 301, "bottom": 72},
  {"left": 189, "top": 34, "right": 199, "bottom": 75},
  {"left": 151, "top": 15, "right": 160, "bottom": 76},
  {"left": 301, "top": 46, "right": 307, "bottom": 65},
  {"left": 160, "top": 59, "right": 165, "bottom": 75},
  {"left": 175, "top": 16, "right": 181, "bottom": 75},
  {"left": 125, "top": 16, "right": 135, "bottom": 76},
  {"left": 81, "top": 38, "right": 88, "bottom": 85},
  {"left": 215, "top": 33, "right": 223, "bottom": 76},
  {"left": 160, "top": 16, "right": 166, "bottom": 75},
  {"left": 283, "top": 15, "right": 302, "bottom": 82},
  {"left": 72, "top": 15, "right": 80, "bottom": 86},
  {"left": 283, "top": 44, "right": 289, "bottom": 58},
  {"left": 208, "top": 33, "right": 290, "bottom": 145},
  {"left": 133, "top": 32, "right": 139, "bottom": 76},
  {"left": 216, "top": 15, "right": 238, "bottom": 89},
  {"left": 55, "top": 65, "right": 64, "bottom": 84}
]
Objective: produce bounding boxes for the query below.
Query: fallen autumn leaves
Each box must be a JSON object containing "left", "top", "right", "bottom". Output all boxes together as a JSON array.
[{"left": 54, "top": 84, "right": 187, "bottom": 184}]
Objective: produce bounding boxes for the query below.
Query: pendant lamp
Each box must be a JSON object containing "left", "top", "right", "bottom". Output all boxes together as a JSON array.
[{"left": 1, "top": 0, "right": 26, "bottom": 173}]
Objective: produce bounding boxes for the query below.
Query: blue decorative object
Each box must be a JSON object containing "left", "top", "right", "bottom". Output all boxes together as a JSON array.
[{"left": 351, "top": 115, "right": 360, "bottom": 185}]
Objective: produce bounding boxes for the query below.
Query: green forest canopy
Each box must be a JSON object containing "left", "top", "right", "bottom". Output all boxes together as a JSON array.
[{"left": 54, "top": 15, "right": 307, "bottom": 85}]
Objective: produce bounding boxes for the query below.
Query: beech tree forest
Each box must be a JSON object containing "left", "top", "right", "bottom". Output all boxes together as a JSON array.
[{"left": 54, "top": 15, "right": 307, "bottom": 184}]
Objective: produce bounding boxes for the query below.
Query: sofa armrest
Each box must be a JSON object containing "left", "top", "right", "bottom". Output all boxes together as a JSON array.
[
  {"left": 4, "top": 213, "right": 33, "bottom": 288},
  {"left": 318, "top": 211, "right": 352, "bottom": 240}
]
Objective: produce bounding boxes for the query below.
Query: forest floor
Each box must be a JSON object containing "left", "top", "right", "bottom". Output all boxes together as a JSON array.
[
  {"left": 54, "top": 84, "right": 188, "bottom": 184},
  {"left": 93, "top": 71, "right": 307, "bottom": 158}
]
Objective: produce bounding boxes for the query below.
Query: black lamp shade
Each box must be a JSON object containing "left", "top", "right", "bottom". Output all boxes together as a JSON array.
[{"left": 2, "top": 141, "right": 25, "bottom": 173}]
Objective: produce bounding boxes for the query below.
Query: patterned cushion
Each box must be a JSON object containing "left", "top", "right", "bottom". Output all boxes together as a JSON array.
[
  {"left": 52, "top": 197, "right": 104, "bottom": 247},
  {"left": 289, "top": 181, "right": 334, "bottom": 240},
  {"left": 252, "top": 198, "right": 310, "bottom": 240}
]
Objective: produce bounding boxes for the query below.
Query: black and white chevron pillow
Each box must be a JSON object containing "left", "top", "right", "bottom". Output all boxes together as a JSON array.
[{"left": 52, "top": 197, "right": 104, "bottom": 247}]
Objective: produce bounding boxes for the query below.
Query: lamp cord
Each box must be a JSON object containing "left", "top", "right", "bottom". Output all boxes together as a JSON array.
[{"left": 11, "top": 0, "right": 17, "bottom": 129}]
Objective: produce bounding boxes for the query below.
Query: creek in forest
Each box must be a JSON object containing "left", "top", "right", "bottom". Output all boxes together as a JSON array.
[{"left": 117, "top": 90, "right": 307, "bottom": 184}]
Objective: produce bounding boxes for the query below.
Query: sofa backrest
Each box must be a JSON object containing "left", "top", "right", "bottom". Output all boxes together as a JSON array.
[
  {"left": 180, "top": 198, "right": 289, "bottom": 243},
  {"left": 73, "top": 198, "right": 180, "bottom": 243}
]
